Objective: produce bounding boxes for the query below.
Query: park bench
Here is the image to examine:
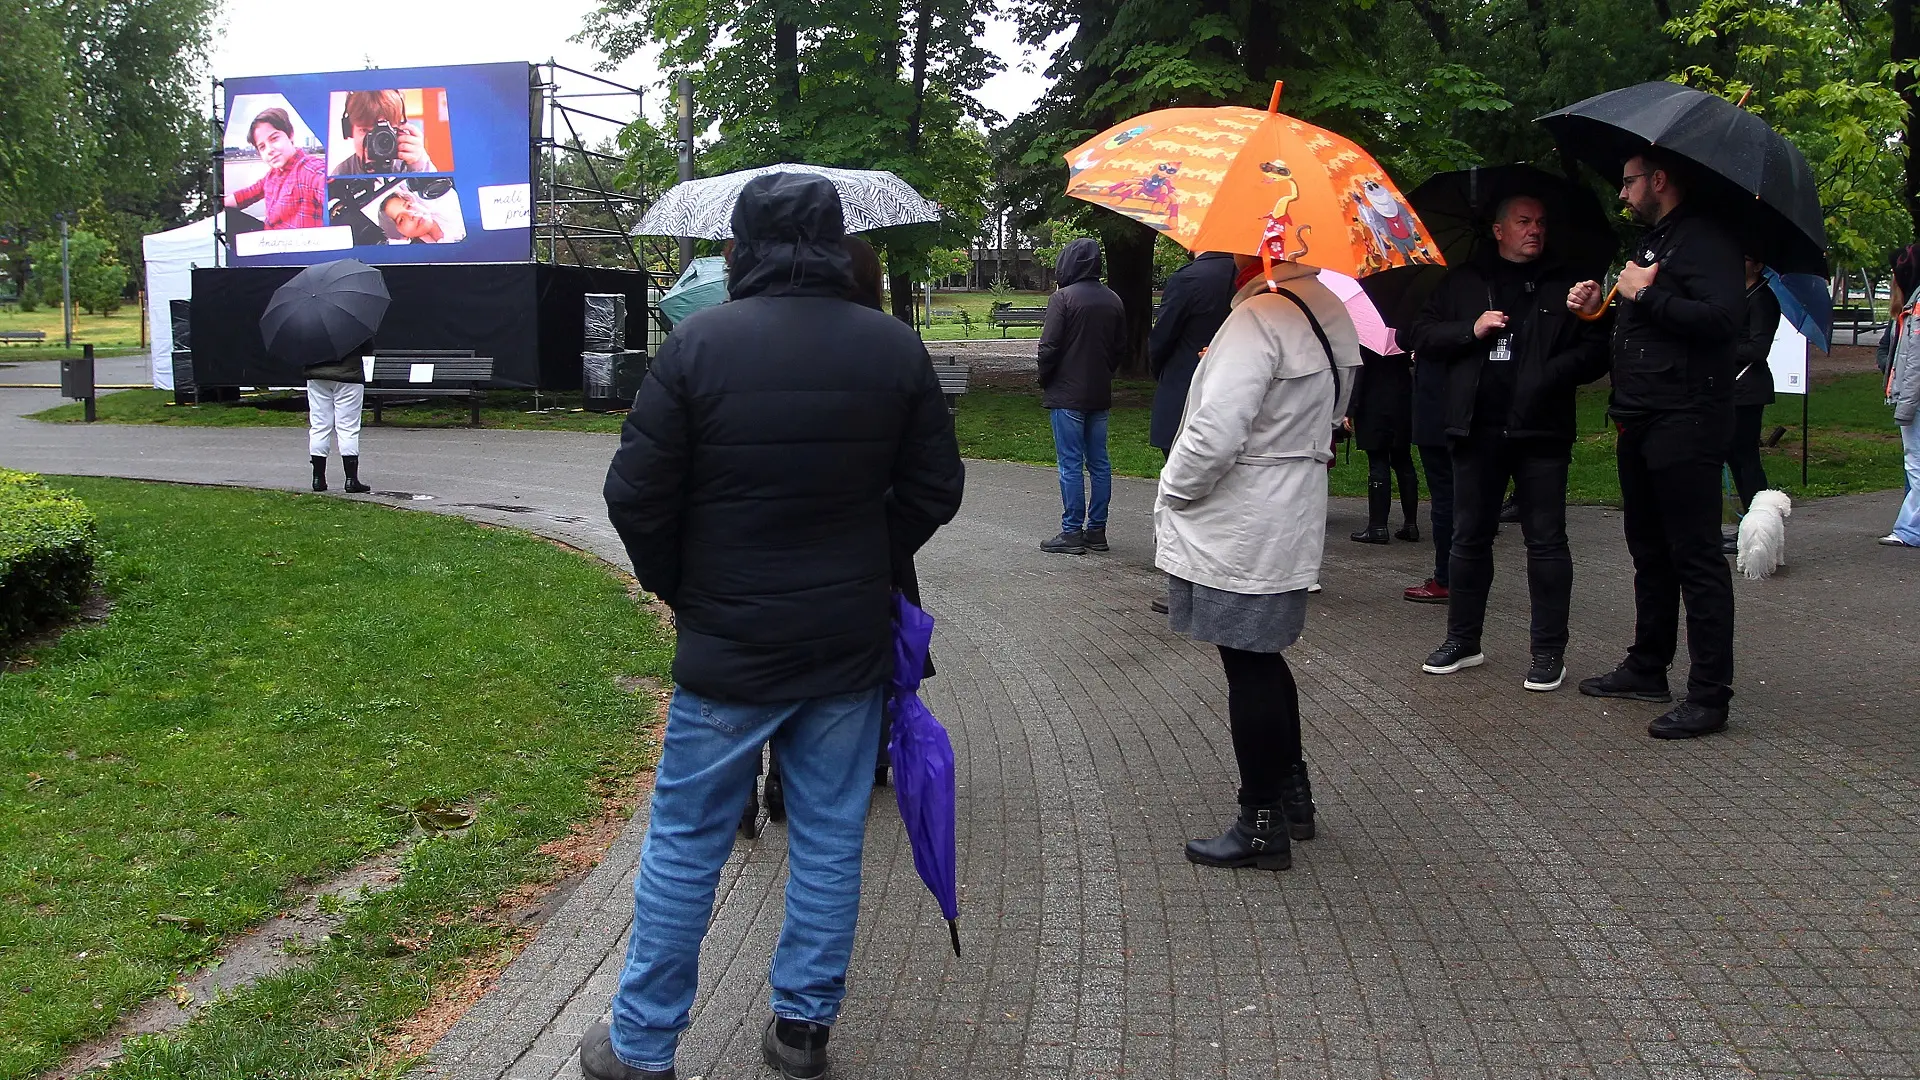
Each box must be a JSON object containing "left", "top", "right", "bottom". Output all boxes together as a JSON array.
[
  {"left": 363, "top": 351, "right": 495, "bottom": 427},
  {"left": 989, "top": 304, "right": 1047, "bottom": 336},
  {"left": 927, "top": 307, "right": 973, "bottom": 334},
  {"left": 930, "top": 356, "right": 971, "bottom": 414},
  {"left": 1831, "top": 305, "right": 1882, "bottom": 346},
  {"left": 0, "top": 330, "right": 49, "bottom": 344}
]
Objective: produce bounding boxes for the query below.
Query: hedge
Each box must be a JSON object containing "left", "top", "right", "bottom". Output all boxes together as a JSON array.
[{"left": 0, "top": 469, "right": 97, "bottom": 645}]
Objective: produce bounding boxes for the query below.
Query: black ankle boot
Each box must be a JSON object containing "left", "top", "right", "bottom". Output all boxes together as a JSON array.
[
  {"left": 310, "top": 455, "right": 328, "bottom": 492},
  {"left": 1184, "top": 803, "right": 1291, "bottom": 870},
  {"left": 342, "top": 455, "right": 370, "bottom": 493},
  {"left": 1281, "top": 761, "right": 1315, "bottom": 840}
]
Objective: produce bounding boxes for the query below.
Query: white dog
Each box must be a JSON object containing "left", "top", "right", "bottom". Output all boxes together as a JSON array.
[{"left": 1736, "top": 489, "right": 1792, "bottom": 580}]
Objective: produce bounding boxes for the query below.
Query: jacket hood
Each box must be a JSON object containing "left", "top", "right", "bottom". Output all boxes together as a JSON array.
[
  {"left": 1055, "top": 237, "right": 1103, "bottom": 287},
  {"left": 728, "top": 172, "right": 856, "bottom": 301}
]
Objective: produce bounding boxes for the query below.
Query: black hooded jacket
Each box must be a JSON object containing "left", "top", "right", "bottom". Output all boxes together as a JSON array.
[
  {"left": 1601, "top": 202, "right": 1744, "bottom": 419},
  {"left": 1404, "top": 251, "right": 1609, "bottom": 445},
  {"left": 1037, "top": 238, "right": 1127, "bottom": 411},
  {"left": 1147, "top": 251, "right": 1236, "bottom": 450},
  {"left": 603, "top": 173, "right": 966, "bottom": 703}
]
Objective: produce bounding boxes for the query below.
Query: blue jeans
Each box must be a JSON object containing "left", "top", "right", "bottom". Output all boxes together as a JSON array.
[
  {"left": 1894, "top": 421, "right": 1920, "bottom": 544},
  {"left": 609, "top": 684, "right": 885, "bottom": 1072},
  {"left": 1049, "top": 407, "right": 1111, "bottom": 533}
]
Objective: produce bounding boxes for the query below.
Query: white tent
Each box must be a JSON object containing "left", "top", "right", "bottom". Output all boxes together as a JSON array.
[{"left": 141, "top": 216, "right": 218, "bottom": 390}]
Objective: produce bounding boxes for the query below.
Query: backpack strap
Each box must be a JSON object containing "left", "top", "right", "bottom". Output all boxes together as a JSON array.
[{"left": 1269, "top": 286, "right": 1342, "bottom": 403}]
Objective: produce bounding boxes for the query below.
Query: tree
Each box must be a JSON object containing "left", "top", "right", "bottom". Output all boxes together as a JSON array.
[
  {"left": 1668, "top": 0, "right": 1914, "bottom": 272},
  {"left": 580, "top": 0, "right": 998, "bottom": 322},
  {"left": 0, "top": 0, "right": 217, "bottom": 296},
  {"left": 24, "top": 229, "right": 129, "bottom": 315}
]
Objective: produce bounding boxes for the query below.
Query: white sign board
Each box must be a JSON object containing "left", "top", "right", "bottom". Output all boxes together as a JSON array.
[{"left": 1765, "top": 317, "right": 1808, "bottom": 396}]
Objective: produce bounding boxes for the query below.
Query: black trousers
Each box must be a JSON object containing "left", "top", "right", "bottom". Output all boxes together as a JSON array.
[
  {"left": 1725, "top": 403, "right": 1769, "bottom": 512},
  {"left": 1447, "top": 431, "right": 1573, "bottom": 652},
  {"left": 1364, "top": 446, "right": 1418, "bottom": 527},
  {"left": 1617, "top": 415, "right": 1736, "bottom": 708},
  {"left": 1417, "top": 444, "right": 1453, "bottom": 585},
  {"left": 1218, "top": 646, "right": 1300, "bottom": 806}
]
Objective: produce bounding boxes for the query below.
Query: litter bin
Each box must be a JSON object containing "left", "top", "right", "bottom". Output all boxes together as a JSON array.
[{"left": 60, "top": 345, "right": 96, "bottom": 421}]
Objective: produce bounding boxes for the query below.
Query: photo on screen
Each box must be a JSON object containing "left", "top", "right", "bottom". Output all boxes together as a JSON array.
[
  {"left": 223, "top": 93, "right": 338, "bottom": 243},
  {"left": 327, "top": 88, "right": 454, "bottom": 177},
  {"left": 328, "top": 177, "right": 469, "bottom": 245}
]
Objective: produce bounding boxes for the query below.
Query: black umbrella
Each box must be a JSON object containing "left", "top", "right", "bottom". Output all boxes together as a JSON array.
[
  {"left": 1357, "top": 263, "right": 1447, "bottom": 339},
  {"left": 1537, "top": 82, "right": 1827, "bottom": 275},
  {"left": 260, "top": 259, "right": 390, "bottom": 368},
  {"left": 1403, "top": 163, "right": 1619, "bottom": 280}
]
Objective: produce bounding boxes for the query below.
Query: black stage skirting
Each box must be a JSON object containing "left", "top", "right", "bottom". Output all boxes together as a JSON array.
[{"left": 189, "top": 263, "right": 653, "bottom": 390}]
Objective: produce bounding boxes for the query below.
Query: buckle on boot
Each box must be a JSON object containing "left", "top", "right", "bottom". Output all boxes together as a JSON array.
[
  {"left": 1251, "top": 810, "right": 1272, "bottom": 830},
  {"left": 1249, "top": 836, "right": 1267, "bottom": 851}
]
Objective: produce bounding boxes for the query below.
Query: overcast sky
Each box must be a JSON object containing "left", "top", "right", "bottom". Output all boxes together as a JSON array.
[{"left": 208, "top": 0, "right": 1054, "bottom": 144}]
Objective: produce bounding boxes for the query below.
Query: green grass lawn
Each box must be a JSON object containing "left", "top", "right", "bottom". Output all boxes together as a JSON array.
[
  {"left": 955, "top": 373, "right": 1906, "bottom": 506},
  {"left": 0, "top": 304, "right": 149, "bottom": 362},
  {"left": 33, "top": 389, "right": 635, "bottom": 434},
  {"left": 915, "top": 290, "right": 1049, "bottom": 340},
  {"left": 1, "top": 478, "right": 670, "bottom": 1079}
]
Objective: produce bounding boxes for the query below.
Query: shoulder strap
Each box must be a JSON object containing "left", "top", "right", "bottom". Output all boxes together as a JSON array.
[{"left": 1271, "top": 286, "right": 1342, "bottom": 402}]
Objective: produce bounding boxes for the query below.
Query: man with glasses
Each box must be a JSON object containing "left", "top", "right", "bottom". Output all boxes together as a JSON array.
[{"left": 1567, "top": 149, "right": 1743, "bottom": 739}]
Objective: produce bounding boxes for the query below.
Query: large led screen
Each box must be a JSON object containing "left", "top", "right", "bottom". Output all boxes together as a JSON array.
[{"left": 221, "top": 62, "right": 532, "bottom": 265}]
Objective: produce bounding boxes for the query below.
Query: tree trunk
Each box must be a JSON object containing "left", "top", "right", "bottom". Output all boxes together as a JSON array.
[
  {"left": 774, "top": 15, "right": 800, "bottom": 149},
  {"left": 1897, "top": 0, "right": 1920, "bottom": 238},
  {"left": 890, "top": 267, "right": 917, "bottom": 324},
  {"left": 1102, "top": 220, "right": 1158, "bottom": 378}
]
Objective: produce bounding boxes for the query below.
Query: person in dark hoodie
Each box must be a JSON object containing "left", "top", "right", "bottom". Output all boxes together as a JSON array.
[
  {"left": 1148, "top": 250, "right": 1237, "bottom": 454},
  {"left": 1407, "top": 194, "right": 1609, "bottom": 694},
  {"left": 1037, "top": 237, "right": 1128, "bottom": 554},
  {"left": 1568, "top": 148, "right": 1744, "bottom": 739},
  {"left": 583, "top": 173, "right": 965, "bottom": 1080}
]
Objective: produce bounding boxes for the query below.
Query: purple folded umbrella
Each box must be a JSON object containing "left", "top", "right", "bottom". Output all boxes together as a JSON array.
[{"left": 887, "top": 592, "right": 960, "bottom": 956}]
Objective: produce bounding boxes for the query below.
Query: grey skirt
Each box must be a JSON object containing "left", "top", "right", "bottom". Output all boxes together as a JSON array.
[{"left": 1166, "top": 574, "right": 1308, "bottom": 653}]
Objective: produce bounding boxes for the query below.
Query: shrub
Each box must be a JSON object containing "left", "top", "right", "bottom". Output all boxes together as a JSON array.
[{"left": 0, "top": 469, "right": 97, "bottom": 645}]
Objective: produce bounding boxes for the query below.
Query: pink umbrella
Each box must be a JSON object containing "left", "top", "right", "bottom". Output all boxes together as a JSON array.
[{"left": 1319, "top": 269, "right": 1401, "bottom": 355}]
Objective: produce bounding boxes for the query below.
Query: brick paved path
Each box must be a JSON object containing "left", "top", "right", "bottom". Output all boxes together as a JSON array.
[{"left": 5, "top": 363, "right": 1918, "bottom": 1080}]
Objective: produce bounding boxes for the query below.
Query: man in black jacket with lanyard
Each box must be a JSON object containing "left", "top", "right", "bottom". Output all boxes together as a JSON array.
[
  {"left": 1568, "top": 149, "right": 1743, "bottom": 739},
  {"left": 1408, "top": 195, "right": 1609, "bottom": 693}
]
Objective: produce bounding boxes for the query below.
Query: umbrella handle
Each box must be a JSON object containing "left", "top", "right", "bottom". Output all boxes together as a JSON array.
[{"left": 1573, "top": 281, "right": 1619, "bottom": 323}]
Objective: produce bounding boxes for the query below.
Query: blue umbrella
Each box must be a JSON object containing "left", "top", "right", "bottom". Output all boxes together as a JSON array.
[
  {"left": 1764, "top": 267, "right": 1832, "bottom": 353},
  {"left": 658, "top": 257, "right": 729, "bottom": 327},
  {"left": 887, "top": 592, "right": 960, "bottom": 956}
]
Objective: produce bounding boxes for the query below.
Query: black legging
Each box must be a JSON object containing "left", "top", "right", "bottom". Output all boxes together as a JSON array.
[
  {"left": 1726, "top": 403, "right": 1769, "bottom": 513},
  {"left": 1365, "top": 446, "right": 1419, "bottom": 528},
  {"left": 1218, "top": 646, "right": 1301, "bottom": 806}
]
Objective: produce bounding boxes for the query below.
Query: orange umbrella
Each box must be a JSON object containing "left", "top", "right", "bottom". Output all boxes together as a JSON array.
[{"left": 1063, "top": 83, "right": 1444, "bottom": 279}]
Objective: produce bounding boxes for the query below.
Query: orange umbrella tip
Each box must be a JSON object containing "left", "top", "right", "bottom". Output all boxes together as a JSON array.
[
  {"left": 1268, "top": 81, "right": 1285, "bottom": 114},
  {"left": 1736, "top": 87, "right": 1752, "bottom": 108}
]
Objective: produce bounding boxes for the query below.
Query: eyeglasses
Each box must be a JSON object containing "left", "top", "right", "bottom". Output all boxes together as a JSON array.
[{"left": 1619, "top": 173, "right": 1649, "bottom": 187}]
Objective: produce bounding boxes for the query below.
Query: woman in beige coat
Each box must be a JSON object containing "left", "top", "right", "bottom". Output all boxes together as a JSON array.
[{"left": 1157, "top": 254, "right": 1362, "bottom": 871}]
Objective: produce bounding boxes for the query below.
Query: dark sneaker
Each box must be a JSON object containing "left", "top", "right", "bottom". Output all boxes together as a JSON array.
[
  {"left": 1577, "top": 666, "right": 1673, "bottom": 703},
  {"left": 1395, "top": 522, "right": 1420, "bottom": 542},
  {"left": 1648, "top": 701, "right": 1729, "bottom": 739},
  {"left": 1720, "top": 532, "right": 1738, "bottom": 555},
  {"left": 1403, "top": 578, "right": 1448, "bottom": 604},
  {"left": 579, "top": 1021, "right": 677, "bottom": 1079},
  {"left": 1348, "top": 526, "right": 1390, "bottom": 544},
  {"left": 1150, "top": 598, "right": 1169, "bottom": 614},
  {"left": 1523, "top": 651, "right": 1566, "bottom": 692},
  {"left": 1083, "top": 528, "right": 1109, "bottom": 551},
  {"left": 763, "top": 1016, "right": 831, "bottom": 1080},
  {"left": 1040, "top": 531, "right": 1087, "bottom": 554},
  {"left": 1422, "top": 638, "right": 1485, "bottom": 675}
]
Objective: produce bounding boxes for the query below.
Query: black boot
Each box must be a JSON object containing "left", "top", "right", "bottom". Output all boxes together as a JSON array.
[
  {"left": 1184, "top": 803, "right": 1291, "bottom": 870},
  {"left": 342, "top": 454, "right": 370, "bottom": 493},
  {"left": 310, "top": 455, "right": 328, "bottom": 492},
  {"left": 764, "top": 766, "right": 786, "bottom": 823},
  {"left": 1280, "top": 762, "right": 1315, "bottom": 840}
]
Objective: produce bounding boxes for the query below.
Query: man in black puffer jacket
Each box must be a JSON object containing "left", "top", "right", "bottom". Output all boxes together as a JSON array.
[
  {"left": 1408, "top": 194, "right": 1609, "bottom": 695},
  {"left": 1037, "top": 237, "right": 1127, "bottom": 555},
  {"left": 586, "top": 173, "right": 964, "bottom": 1080},
  {"left": 1569, "top": 148, "right": 1744, "bottom": 740}
]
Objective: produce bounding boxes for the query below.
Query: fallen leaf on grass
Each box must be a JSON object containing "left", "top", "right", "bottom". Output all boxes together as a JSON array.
[
  {"left": 169, "top": 983, "right": 193, "bottom": 1007},
  {"left": 155, "top": 914, "right": 209, "bottom": 934}
]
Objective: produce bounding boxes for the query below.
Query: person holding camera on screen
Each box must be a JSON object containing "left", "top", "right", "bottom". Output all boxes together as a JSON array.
[
  {"left": 226, "top": 108, "right": 328, "bottom": 231},
  {"left": 334, "top": 90, "right": 437, "bottom": 175}
]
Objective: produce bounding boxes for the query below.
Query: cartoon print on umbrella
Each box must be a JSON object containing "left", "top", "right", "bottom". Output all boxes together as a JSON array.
[
  {"left": 1354, "top": 180, "right": 1436, "bottom": 268},
  {"left": 1258, "top": 160, "right": 1312, "bottom": 264},
  {"left": 1104, "top": 162, "right": 1183, "bottom": 230}
]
